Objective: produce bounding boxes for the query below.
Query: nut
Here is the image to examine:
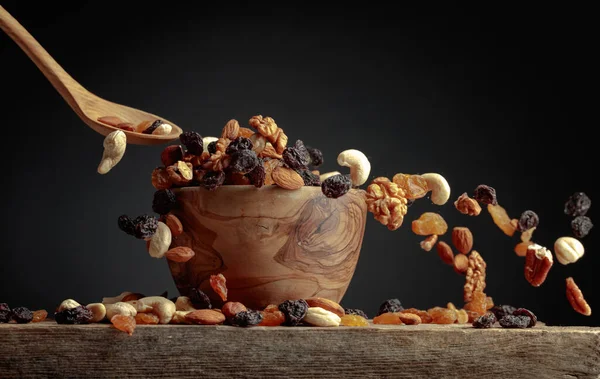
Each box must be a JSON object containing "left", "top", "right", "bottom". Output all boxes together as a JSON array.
[
  {"left": 365, "top": 177, "right": 408, "bottom": 231},
  {"left": 419, "top": 235, "right": 438, "bottom": 252},
  {"left": 58, "top": 299, "right": 81, "bottom": 312},
  {"left": 454, "top": 192, "right": 482, "bottom": 216},
  {"left": 175, "top": 296, "right": 197, "bottom": 312},
  {"left": 238, "top": 127, "right": 254, "bottom": 138},
  {"left": 248, "top": 115, "right": 288, "bottom": 154},
  {"left": 319, "top": 171, "right": 341, "bottom": 182},
  {"left": 163, "top": 214, "right": 183, "bottom": 236},
  {"left": 421, "top": 173, "right": 450, "bottom": 205},
  {"left": 452, "top": 227, "right": 473, "bottom": 254},
  {"left": 165, "top": 246, "right": 195, "bottom": 263},
  {"left": 453, "top": 254, "right": 469, "bottom": 274},
  {"left": 554, "top": 237, "right": 584, "bottom": 265},
  {"left": 202, "top": 136, "right": 218, "bottom": 152},
  {"left": 153, "top": 123, "right": 172, "bottom": 135},
  {"left": 137, "top": 296, "right": 176, "bottom": 324},
  {"left": 148, "top": 222, "right": 172, "bottom": 259},
  {"left": 397, "top": 312, "right": 421, "bottom": 325},
  {"left": 524, "top": 244, "right": 553, "bottom": 287},
  {"left": 271, "top": 166, "right": 304, "bottom": 190},
  {"left": 437, "top": 241, "right": 454, "bottom": 265},
  {"left": 185, "top": 309, "right": 226, "bottom": 325},
  {"left": 167, "top": 161, "right": 193, "bottom": 186},
  {"left": 221, "top": 119, "right": 240, "bottom": 140},
  {"left": 464, "top": 250, "right": 486, "bottom": 302},
  {"left": 305, "top": 297, "right": 345, "bottom": 318},
  {"left": 105, "top": 302, "right": 137, "bottom": 319},
  {"left": 221, "top": 302, "right": 248, "bottom": 318},
  {"left": 161, "top": 145, "right": 185, "bottom": 167},
  {"left": 86, "top": 303, "right": 107, "bottom": 323},
  {"left": 259, "top": 143, "right": 283, "bottom": 159},
  {"left": 97, "top": 130, "right": 126, "bottom": 174},
  {"left": 203, "top": 151, "right": 230, "bottom": 171},
  {"left": 171, "top": 310, "right": 193, "bottom": 324},
  {"left": 337, "top": 149, "right": 371, "bottom": 186},
  {"left": 250, "top": 133, "right": 267, "bottom": 154},
  {"left": 302, "top": 307, "right": 341, "bottom": 327},
  {"left": 102, "top": 291, "right": 134, "bottom": 304},
  {"left": 121, "top": 293, "right": 145, "bottom": 302},
  {"left": 566, "top": 277, "right": 591, "bottom": 316}
]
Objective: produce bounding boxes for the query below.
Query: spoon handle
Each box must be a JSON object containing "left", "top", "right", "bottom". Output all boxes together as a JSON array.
[{"left": 0, "top": 5, "right": 86, "bottom": 112}]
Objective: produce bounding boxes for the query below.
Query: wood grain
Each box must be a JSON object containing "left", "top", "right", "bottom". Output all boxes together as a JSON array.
[
  {"left": 168, "top": 186, "right": 368, "bottom": 309},
  {"left": 1, "top": 322, "right": 598, "bottom": 378}
]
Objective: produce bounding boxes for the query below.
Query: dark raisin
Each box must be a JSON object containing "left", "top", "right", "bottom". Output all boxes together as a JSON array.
[
  {"left": 0, "top": 303, "right": 11, "bottom": 323},
  {"left": 282, "top": 140, "right": 310, "bottom": 170},
  {"left": 377, "top": 299, "right": 404, "bottom": 316},
  {"left": 571, "top": 216, "right": 593, "bottom": 238},
  {"left": 512, "top": 308, "right": 537, "bottom": 327},
  {"left": 10, "top": 306, "right": 33, "bottom": 324},
  {"left": 189, "top": 288, "right": 212, "bottom": 309},
  {"left": 132, "top": 214, "right": 158, "bottom": 239},
  {"left": 152, "top": 189, "right": 178, "bottom": 215},
  {"left": 306, "top": 146, "right": 323, "bottom": 167},
  {"left": 207, "top": 141, "right": 218, "bottom": 155},
  {"left": 54, "top": 305, "right": 93, "bottom": 324},
  {"left": 201, "top": 171, "right": 226, "bottom": 191},
  {"left": 226, "top": 137, "right": 253, "bottom": 155},
  {"left": 142, "top": 119, "right": 162, "bottom": 134},
  {"left": 117, "top": 215, "right": 136, "bottom": 236},
  {"left": 498, "top": 315, "right": 530, "bottom": 329},
  {"left": 517, "top": 210, "right": 539, "bottom": 232},
  {"left": 180, "top": 131, "right": 204, "bottom": 155},
  {"left": 473, "top": 184, "right": 497, "bottom": 205},
  {"left": 230, "top": 310, "right": 263, "bottom": 327},
  {"left": 490, "top": 305, "right": 517, "bottom": 320},
  {"left": 246, "top": 161, "right": 266, "bottom": 188},
  {"left": 564, "top": 192, "right": 591, "bottom": 217},
  {"left": 472, "top": 312, "right": 496, "bottom": 328},
  {"left": 229, "top": 150, "right": 259, "bottom": 174},
  {"left": 278, "top": 299, "right": 309, "bottom": 326},
  {"left": 321, "top": 174, "right": 352, "bottom": 199},
  {"left": 406, "top": 199, "right": 415, "bottom": 207},
  {"left": 297, "top": 169, "right": 321, "bottom": 186},
  {"left": 344, "top": 308, "right": 368, "bottom": 319}
]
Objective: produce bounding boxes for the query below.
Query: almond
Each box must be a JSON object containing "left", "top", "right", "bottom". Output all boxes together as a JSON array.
[
  {"left": 453, "top": 253, "right": 469, "bottom": 274},
  {"left": 165, "top": 246, "right": 195, "bottom": 263},
  {"left": 164, "top": 214, "right": 184, "bottom": 236},
  {"left": 221, "top": 302, "right": 247, "bottom": 318},
  {"left": 97, "top": 116, "right": 123, "bottom": 127},
  {"left": 185, "top": 309, "right": 225, "bottom": 325},
  {"left": 305, "top": 297, "right": 344, "bottom": 317},
  {"left": 437, "top": 241, "right": 454, "bottom": 266},
  {"left": 452, "top": 227, "right": 473, "bottom": 255},
  {"left": 397, "top": 312, "right": 421, "bottom": 325},
  {"left": 221, "top": 119, "right": 240, "bottom": 140},
  {"left": 238, "top": 127, "right": 254, "bottom": 138},
  {"left": 272, "top": 166, "right": 304, "bottom": 190}
]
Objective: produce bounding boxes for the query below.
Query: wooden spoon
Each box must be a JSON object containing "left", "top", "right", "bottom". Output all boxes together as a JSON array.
[{"left": 0, "top": 5, "right": 182, "bottom": 145}]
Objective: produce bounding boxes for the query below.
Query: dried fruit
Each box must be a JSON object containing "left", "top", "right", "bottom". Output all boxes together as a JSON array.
[
  {"left": 564, "top": 192, "right": 591, "bottom": 217},
  {"left": 455, "top": 309, "right": 469, "bottom": 324},
  {"left": 514, "top": 242, "right": 532, "bottom": 257},
  {"left": 420, "top": 234, "right": 438, "bottom": 252},
  {"left": 412, "top": 212, "right": 448, "bottom": 236},
  {"left": 365, "top": 177, "right": 408, "bottom": 231},
  {"left": 490, "top": 305, "right": 516, "bottom": 320},
  {"left": 463, "top": 291, "right": 487, "bottom": 316},
  {"left": 321, "top": 174, "right": 352, "bottom": 198},
  {"left": 397, "top": 312, "right": 421, "bottom": 325},
  {"left": 135, "top": 120, "right": 152, "bottom": 132},
  {"left": 485, "top": 296, "right": 494, "bottom": 310},
  {"left": 512, "top": 308, "right": 536, "bottom": 327},
  {"left": 118, "top": 215, "right": 136, "bottom": 236},
  {"left": 238, "top": 127, "right": 254, "bottom": 138},
  {"left": 180, "top": 131, "right": 204, "bottom": 155},
  {"left": 231, "top": 310, "right": 263, "bottom": 327},
  {"left": 166, "top": 161, "right": 193, "bottom": 186},
  {"left": 132, "top": 214, "right": 159, "bottom": 239},
  {"left": 222, "top": 302, "right": 247, "bottom": 319},
  {"left": 278, "top": 299, "right": 309, "bottom": 326},
  {"left": 297, "top": 169, "right": 321, "bottom": 186},
  {"left": 377, "top": 299, "right": 404, "bottom": 316},
  {"left": 152, "top": 189, "right": 178, "bottom": 215},
  {"left": 452, "top": 227, "right": 473, "bottom": 254},
  {"left": 306, "top": 146, "right": 323, "bottom": 167},
  {"left": 257, "top": 310, "right": 285, "bottom": 326},
  {"left": 201, "top": 171, "right": 226, "bottom": 191},
  {"left": 344, "top": 308, "right": 369, "bottom": 319},
  {"left": 472, "top": 313, "right": 496, "bottom": 328},
  {"left": 454, "top": 192, "right": 482, "bottom": 216},
  {"left": 487, "top": 204, "right": 517, "bottom": 237},
  {"left": 165, "top": 246, "right": 195, "bottom": 263},
  {"left": 97, "top": 116, "right": 123, "bottom": 126},
  {"left": 282, "top": 140, "right": 310, "bottom": 170},
  {"left": 340, "top": 314, "right": 369, "bottom": 327},
  {"left": 31, "top": 309, "right": 48, "bottom": 323},
  {"left": 55, "top": 305, "right": 93, "bottom": 324},
  {"left": 437, "top": 241, "right": 455, "bottom": 266},
  {"left": 373, "top": 312, "right": 403, "bottom": 325},
  {"left": 189, "top": 288, "right": 212, "bottom": 309},
  {"left": 453, "top": 254, "right": 469, "bottom": 274},
  {"left": 499, "top": 315, "right": 530, "bottom": 328},
  {"left": 207, "top": 141, "right": 218, "bottom": 154},
  {"left": 427, "top": 307, "right": 457, "bottom": 324},
  {"left": 111, "top": 314, "right": 136, "bottom": 335},
  {"left": 10, "top": 307, "right": 33, "bottom": 323},
  {"left": 246, "top": 161, "right": 266, "bottom": 188},
  {"left": 272, "top": 166, "right": 304, "bottom": 190},
  {"left": 401, "top": 308, "right": 432, "bottom": 323},
  {"left": 517, "top": 210, "right": 539, "bottom": 232},
  {"left": 135, "top": 313, "right": 160, "bottom": 325},
  {"left": 163, "top": 214, "right": 183, "bottom": 236},
  {"left": 392, "top": 173, "right": 429, "bottom": 200},
  {"left": 571, "top": 216, "right": 593, "bottom": 238},
  {"left": 210, "top": 274, "right": 228, "bottom": 302},
  {"left": 151, "top": 167, "right": 172, "bottom": 190},
  {"left": 521, "top": 227, "right": 536, "bottom": 243},
  {"left": 142, "top": 119, "right": 162, "bottom": 134},
  {"left": 566, "top": 277, "right": 591, "bottom": 316},
  {"left": 473, "top": 184, "right": 497, "bottom": 205},
  {"left": 161, "top": 145, "right": 185, "bottom": 167},
  {"left": 263, "top": 304, "right": 280, "bottom": 313},
  {"left": 229, "top": 149, "right": 259, "bottom": 174},
  {"left": 524, "top": 244, "right": 553, "bottom": 287}
]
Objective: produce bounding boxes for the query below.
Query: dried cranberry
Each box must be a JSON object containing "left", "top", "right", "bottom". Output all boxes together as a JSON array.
[
  {"left": 180, "top": 131, "right": 204, "bottom": 155},
  {"left": 142, "top": 119, "right": 162, "bottom": 134},
  {"left": 229, "top": 150, "right": 259, "bottom": 174},
  {"left": 490, "top": 305, "right": 516, "bottom": 320},
  {"left": 564, "top": 192, "right": 591, "bottom": 217},
  {"left": 152, "top": 189, "right": 177, "bottom": 215},
  {"left": 189, "top": 288, "right": 212, "bottom": 309},
  {"left": 297, "top": 169, "right": 321, "bottom": 186},
  {"left": 344, "top": 308, "right": 368, "bottom": 319},
  {"left": 306, "top": 146, "right": 323, "bottom": 167},
  {"left": 132, "top": 215, "right": 158, "bottom": 239},
  {"left": 377, "top": 299, "right": 404, "bottom": 316},
  {"left": 10, "top": 306, "right": 33, "bottom": 324},
  {"left": 512, "top": 308, "right": 537, "bottom": 327},
  {"left": 230, "top": 310, "right": 263, "bottom": 327},
  {"left": 201, "top": 171, "right": 226, "bottom": 191},
  {"left": 473, "top": 184, "right": 497, "bottom": 205},
  {"left": 207, "top": 141, "right": 218, "bottom": 155},
  {"left": 278, "top": 299, "right": 309, "bottom": 326},
  {"left": 499, "top": 315, "right": 530, "bottom": 329},
  {"left": 571, "top": 216, "right": 593, "bottom": 238},
  {"left": 226, "top": 137, "right": 253, "bottom": 154},
  {"left": 246, "top": 161, "right": 266, "bottom": 188},
  {"left": 0, "top": 303, "right": 11, "bottom": 323},
  {"left": 472, "top": 312, "right": 496, "bottom": 328},
  {"left": 54, "top": 305, "right": 93, "bottom": 324},
  {"left": 321, "top": 174, "right": 352, "bottom": 199},
  {"left": 517, "top": 210, "right": 539, "bottom": 232},
  {"left": 282, "top": 140, "right": 310, "bottom": 170},
  {"left": 117, "top": 215, "right": 136, "bottom": 236}
]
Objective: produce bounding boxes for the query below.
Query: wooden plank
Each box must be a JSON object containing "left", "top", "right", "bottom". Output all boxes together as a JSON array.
[{"left": 1, "top": 322, "right": 599, "bottom": 378}]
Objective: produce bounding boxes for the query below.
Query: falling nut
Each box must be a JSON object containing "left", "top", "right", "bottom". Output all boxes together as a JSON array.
[
  {"left": 554, "top": 237, "right": 584, "bottom": 265},
  {"left": 454, "top": 192, "right": 482, "bottom": 216},
  {"left": 58, "top": 299, "right": 81, "bottom": 312},
  {"left": 86, "top": 303, "right": 107, "bottom": 323},
  {"left": 453, "top": 254, "right": 469, "bottom": 274},
  {"left": 303, "top": 307, "right": 341, "bottom": 327},
  {"left": 420, "top": 235, "right": 438, "bottom": 252},
  {"left": 437, "top": 241, "right": 455, "bottom": 266},
  {"left": 148, "top": 222, "right": 172, "bottom": 259},
  {"left": 105, "top": 302, "right": 137, "bottom": 319},
  {"left": 452, "top": 227, "right": 473, "bottom": 255},
  {"left": 566, "top": 277, "right": 591, "bottom": 316},
  {"left": 524, "top": 244, "right": 553, "bottom": 287},
  {"left": 165, "top": 246, "right": 195, "bottom": 263},
  {"left": 163, "top": 214, "right": 183, "bottom": 236},
  {"left": 337, "top": 149, "right": 371, "bottom": 186},
  {"left": 97, "top": 130, "right": 126, "bottom": 174},
  {"left": 421, "top": 173, "right": 451, "bottom": 205}
]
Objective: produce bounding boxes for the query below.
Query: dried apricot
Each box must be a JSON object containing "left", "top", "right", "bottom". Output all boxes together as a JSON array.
[
  {"left": 427, "top": 307, "right": 457, "bottom": 324},
  {"left": 258, "top": 310, "right": 286, "bottom": 326},
  {"left": 340, "top": 314, "right": 369, "bottom": 327},
  {"left": 487, "top": 204, "right": 517, "bottom": 237},
  {"left": 135, "top": 313, "right": 159, "bottom": 325},
  {"left": 401, "top": 308, "right": 432, "bottom": 323},
  {"left": 31, "top": 309, "right": 48, "bottom": 323},
  {"left": 392, "top": 173, "right": 429, "bottom": 200},
  {"left": 111, "top": 315, "right": 136, "bottom": 335},
  {"left": 373, "top": 312, "right": 403, "bottom": 325},
  {"left": 210, "top": 274, "right": 228, "bottom": 302}
]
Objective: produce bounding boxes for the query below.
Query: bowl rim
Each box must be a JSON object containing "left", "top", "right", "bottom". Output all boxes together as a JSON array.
[{"left": 171, "top": 185, "right": 365, "bottom": 194}]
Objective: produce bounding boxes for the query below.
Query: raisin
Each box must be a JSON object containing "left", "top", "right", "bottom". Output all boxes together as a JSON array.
[
  {"left": 189, "top": 288, "right": 212, "bottom": 309},
  {"left": 257, "top": 310, "right": 286, "bottom": 326},
  {"left": 226, "top": 137, "right": 253, "bottom": 154},
  {"left": 411, "top": 212, "right": 448, "bottom": 235},
  {"left": 117, "top": 215, "right": 136, "bottom": 236},
  {"left": 135, "top": 313, "right": 159, "bottom": 325},
  {"left": 207, "top": 141, "right": 218, "bottom": 155},
  {"left": 490, "top": 305, "right": 516, "bottom": 320},
  {"left": 564, "top": 192, "right": 591, "bottom": 217},
  {"left": 31, "top": 309, "right": 48, "bottom": 323},
  {"left": 392, "top": 173, "right": 429, "bottom": 200},
  {"left": 10, "top": 306, "right": 33, "bottom": 323},
  {"left": 487, "top": 204, "right": 517, "bottom": 237},
  {"left": 499, "top": 315, "right": 530, "bottom": 329},
  {"left": 571, "top": 216, "right": 593, "bottom": 238},
  {"left": 111, "top": 315, "right": 136, "bottom": 335},
  {"left": 472, "top": 312, "right": 496, "bottom": 328},
  {"left": 246, "top": 161, "right": 266, "bottom": 188},
  {"left": 132, "top": 214, "right": 159, "bottom": 239},
  {"left": 282, "top": 140, "right": 310, "bottom": 170},
  {"left": 297, "top": 169, "right": 321, "bottom": 186},
  {"left": 306, "top": 146, "right": 323, "bottom": 167},
  {"left": 512, "top": 308, "right": 537, "bottom": 327},
  {"left": 55, "top": 305, "right": 93, "bottom": 324},
  {"left": 0, "top": 303, "right": 11, "bottom": 323},
  {"left": 201, "top": 171, "right": 226, "bottom": 191},
  {"left": 427, "top": 307, "right": 457, "bottom": 324},
  {"left": 152, "top": 189, "right": 178, "bottom": 215},
  {"left": 321, "top": 174, "right": 352, "bottom": 199},
  {"left": 180, "top": 131, "right": 204, "bottom": 155},
  {"left": 473, "top": 184, "right": 497, "bottom": 205},
  {"left": 517, "top": 210, "right": 539, "bottom": 232},
  {"left": 231, "top": 310, "right": 263, "bottom": 327},
  {"left": 344, "top": 308, "right": 369, "bottom": 319},
  {"left": 341, "top": 314, "right": 369, "bottom": 326},
  {"left": 373, "top": 312, "right": 402, "bottom": 325},
  {"left": 142, "top": 119, "right": 162, "bottom": 134},
  {"left": 229, "top": 149, "right": 259, "bottom": 174},
  {"left": 463, "top": 291, "right": 487, "bottom": 316},
  {"left": 263, "top": 304, "right": 280, "bottom": 313},
  {"left": 377, "top": 299, "right": 404, "bottom": 316},
  {"left": 278, "top": 299, "right": 309, "bottom": 326},
  {"left": 210, "top": 274, "right": 228, "bottom": 302}
]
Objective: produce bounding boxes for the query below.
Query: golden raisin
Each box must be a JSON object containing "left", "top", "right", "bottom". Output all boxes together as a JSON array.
[
  {"left": 455, "top": 309, "right": 469, "bottom": 324},
  {"left": 373, "top": 312, "right": 404, "bottom": 325},
  {"left": 111, "top": 315, "right": 136, "bottom": 335},
  {"left": 134, "top": 313, "right": 159, "bottom": 325},
  {"left": 340, "top": 314, "right": 369, "bottom": 327},
  {"left": 263, "top": 304, "right": 279, "bottom": 313},
  {"left": 257, "top": 310, "right": 286, "bottom": 326},
  {"left": 210, "top": 274, "right": 228, "bottom": 302},
  {"left": 463, "top": 291, "right": 487, "bottom": 316},
  {"left": 466, "top": 310, "right": 480, "bottom": 323},
  {"left": 487, "top": 204, "right": 517, "bottom": 237},
  {"left": 222, "top": 302, "right": 247, "bottom": 318},
  {"left": 31, "top": 309, "right": 48, "bottom": 323},
  {"left": 401, "top": 308, "right": 432, "bottom": 323},
  {"left": 392, "top": 173, "right": 429, "bottom": 200},
  {"left": 427, "top": 307, "right": 457, "bottom": 324},
  {"left": 514, "top": 242, "right": 532, "bottom": 257},
  {"left": 485, "top": 296, "right": 494, "bottom": 310},
  {"left": 412, "top": 212, "right": 448, "bottom": 235}
]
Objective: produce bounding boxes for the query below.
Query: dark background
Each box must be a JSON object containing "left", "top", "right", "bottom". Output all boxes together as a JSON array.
[{"left": 1, "top": 2, "right": 596, "bottom": 326}]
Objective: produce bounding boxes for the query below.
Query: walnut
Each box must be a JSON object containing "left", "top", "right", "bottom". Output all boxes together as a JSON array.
[
  {"left": 249, "top": 115, "right": 288, "bottom": 154},
  {"left": 216, "top": 138, "right": 230, "bottom": 154},
  {"left": 202, "top": 151, "right": 230, "bottom": 172},
  {"left": 365, "top": 177, "right": 408, "bottom": 231},
  {"left": 464, "top": 250, "right": 487, "bottom": 302}
]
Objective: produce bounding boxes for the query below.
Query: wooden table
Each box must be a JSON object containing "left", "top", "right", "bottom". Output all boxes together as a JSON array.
[{"left": 1, "top": 322, "right": 599, "bottom": 378}]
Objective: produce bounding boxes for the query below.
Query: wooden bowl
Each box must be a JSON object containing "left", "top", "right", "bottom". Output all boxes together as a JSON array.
[{"left": 167, "top": 186, "right": 368, "bottom": 310}]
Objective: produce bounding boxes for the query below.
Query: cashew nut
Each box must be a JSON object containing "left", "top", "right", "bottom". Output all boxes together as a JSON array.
[
  {"left": 303, "top": 307, "right": 341, "bottom": 327},
  {"left": 125, "top": 300, "right": 153, "bottom": 313},
  {"left": 203, "top": 136, "right": 218, "bottom": 152},
  {"left": 152, "top": 123, "right": 172, "bottom": 135},
  {"left": 175, "top": 296, "right": 197, "bottom": 312},
  {"left": 105, "top": 302, "right": 137, "bottom": 319},
  {"left": 319, "top": 171, "right": 341, "bottom": 182},
  {"left": 421, "top": 173, "right": 451, "bottom": 205},
  {"left": 148, "top": 222, "right": 172, "bottom": 258},
  {"left": 137, "top": 296, "right": 176, "bottom": 324},
  {"left": 57, "top": 299, "right": 81, "bottom": 312},
  {"left": 337, "top": 149, "right": 371, "bottom": 186},
  {"left": 102, "top": 291, "right": 133, "bottom": 305},
  {"left": 171, "top": 310, "right": 193, "bottom": 324},
  {"left": 97, "top": 130, "right": 126, "bottom": 174},
  {"left": 86, "top": 303, "right": 107, "bottom": 323}
]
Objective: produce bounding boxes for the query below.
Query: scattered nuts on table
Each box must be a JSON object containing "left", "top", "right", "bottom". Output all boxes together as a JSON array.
[
  {"left": 303, "top": 307, "right": 342, "bottom": 327},
  {"left": 148, "top": 221, "right": 172, "bottom": 259},
  {"left": 86, "top": 303, "right": 107, "bottom": 323}
]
